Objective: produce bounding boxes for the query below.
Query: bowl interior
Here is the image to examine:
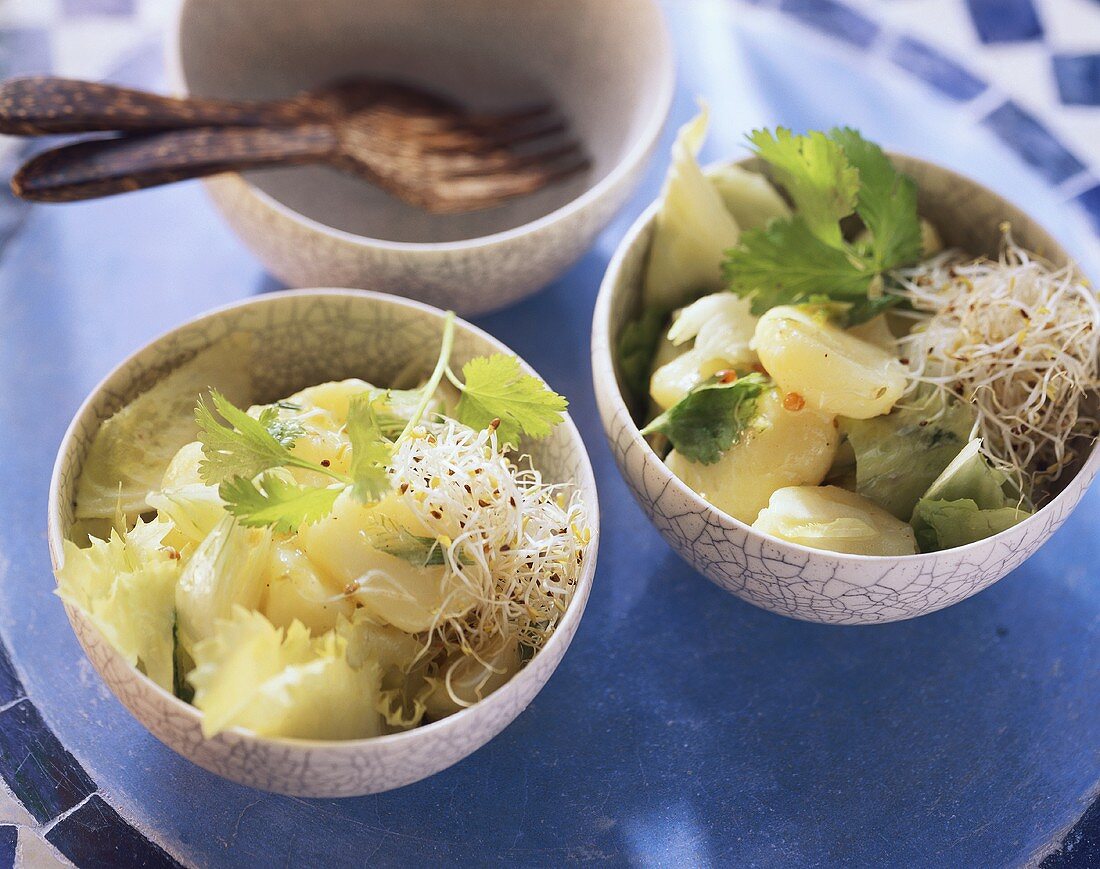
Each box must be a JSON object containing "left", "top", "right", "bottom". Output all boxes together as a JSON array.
[
  {"left": 174, "top": 0, "right": 671, "bottom": 244},
  {"left": 52, "top": 290, "right": 598, "bottom": 559},
  {"left": 604, "top": 154, "right": 1097, "bottom": 508}
]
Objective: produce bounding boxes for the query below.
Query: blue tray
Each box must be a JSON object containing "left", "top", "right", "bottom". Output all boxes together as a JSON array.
[{"left": 1, "top": 0, "right": 1098, "bottom": 865}]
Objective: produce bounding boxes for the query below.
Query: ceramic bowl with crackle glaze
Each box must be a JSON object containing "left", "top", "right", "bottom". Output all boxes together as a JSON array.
[
  {"left": 592, "top": 154, "right": 1100, "bottom": 625},
  {"left": 48, "top": 290, "right": 600, "bottom": 796},
  {"left": 167, "top": 0, "right": 674, "bottom": 317}
]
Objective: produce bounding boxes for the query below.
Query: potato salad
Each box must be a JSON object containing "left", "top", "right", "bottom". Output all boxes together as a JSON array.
[
  {"left": 57, "top": 316, "right": 590, "bottom": 740},
  {"left": 621, "top": 108, "right": 1099, "bottom": 556}
]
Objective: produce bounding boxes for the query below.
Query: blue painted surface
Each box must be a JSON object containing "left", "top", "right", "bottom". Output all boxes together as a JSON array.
[
  {"left": 983, "top": 100, "right": 1087, "bottom": 185},
  {"left": 890, "top": 36, "right": 988, "bottom": 101},
  {"left": 0, "top": 3, "right": 1098, "bottom": 867},
  {"left": 60, "top": 0, "right": 136, "bottom": 16},
  {"left": 1054, "top": 54, "right": 1100, "bottom": 106},
  {"left": 965, "top": 0, "right": 1044, "bottom": 43}
]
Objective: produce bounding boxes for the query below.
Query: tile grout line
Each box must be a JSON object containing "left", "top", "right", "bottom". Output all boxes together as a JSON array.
[{"left": 37, "top": 791, "right": 98, "bottom": 838}]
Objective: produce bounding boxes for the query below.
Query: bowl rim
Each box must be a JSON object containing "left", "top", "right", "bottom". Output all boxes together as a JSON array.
[
  {"left": 48, "top": 287, "right": 601, "bottom": 750},
  {"left": 591, "top": 151, "right": 1100, "bottom": 564},
  {"left": 164, "top": 0, "right": 676, "bottom": 252}
]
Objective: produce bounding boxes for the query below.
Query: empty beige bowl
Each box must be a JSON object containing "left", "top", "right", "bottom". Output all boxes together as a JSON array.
[
  {"left": 592, "top": 154, "right": 1100, "bottom": 625},
  {"left": 168, "top": 0, "right": 674, "bottom": 315},
  {"left": 48, "top": 290, "right": 600, "bottom": 796}
]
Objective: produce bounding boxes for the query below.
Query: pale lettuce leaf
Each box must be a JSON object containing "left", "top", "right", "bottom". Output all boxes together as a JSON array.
[
  {"left": 55, "top": 518, "right": 179, "bottom": 690},
  {"left": 909, "top": 438, "right": 1031, "bottom": 551},
  {"left": 189, "top": 607, "right": 383, "bottom": 740},
  {"left": 706, "top": 163, "right": 791, "bottom": 230},
  {"left": 175, "top": 515, "right": 271, "bottom": 652},
  {"left": 841, "top": 392, "right": 976, "bottom": 520},
  {"left": 643, "top": 107, "right": 741, "bottom": 312},
  {"left": 75, "top": 335, "right": 253, "bottom": 520}
]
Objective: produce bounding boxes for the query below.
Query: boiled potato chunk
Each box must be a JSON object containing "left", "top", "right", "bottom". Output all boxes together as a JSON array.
[
  {"left": 751, "top": 306, "right": 906, "bottom": 419},
  {"left": 650, "top": 293, "right": 759, "bottom": 411},
  {"left": 297, "top": 491, "right": 476, "bottom": 633},
  {"left": 423, "top": 636, "right": 521, "bottom": 720},
  {"left": 666, "top": 389, "right": 838, "bottom": 523},
  {"left": 650, "top": 352, "right": 728, "bottom": 412},
  {"left": 160, "top": 441, "right": 206, "bottom": 489},
  {"left": 753, "top": 485, "right": 918, "bottom": 556},
  {"left": 260, "top": 541, "right": 355, "bottom": 635},
  {"left": 286, "top": 378, "right": 375, "bottom": 422}
]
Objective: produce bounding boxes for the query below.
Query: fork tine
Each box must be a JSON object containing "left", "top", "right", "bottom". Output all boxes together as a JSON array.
[
  {"left": 442, "top": 140, "right": 585, "bottom": 177},
  {"left": 416, "top": 115, "right": 568, "bottom": 154},
  {"left": 459, "top": 102, "right": 556, "bottom": 131},
  {"left": 421, "top": 156, "right": 591, "bottom": 213}
]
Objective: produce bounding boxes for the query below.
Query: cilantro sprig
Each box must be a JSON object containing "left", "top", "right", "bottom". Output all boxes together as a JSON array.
[
  {"left": 723, "top": 127, "right": 922, "bottom": 324},
  {"left": 449, "top": 354, "right": 568, "bottom": 445},
  {"left": 195, "top": 312, "right": 567, "bottom": 534},
  {"left": 221, "top": 474, "right": 342, "bottom": 534},
  {"left": 641, "top": 372, "right": 770, "bottom": 464}
]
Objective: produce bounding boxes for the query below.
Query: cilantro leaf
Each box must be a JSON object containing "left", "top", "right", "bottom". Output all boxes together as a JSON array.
[
  {"left": 362, "top": 515, "right": 455, "bottom": 567},
  {"left": 723, "top": 217, "right": 872, "bottom": 314},
  {"left": 196, "top": 390, "right": 295, "bottom": 484},
  {"left": 347, "top": 395, "right": 393, "bottom": 502},
  {"left": 829, "top": 127, "right": 922, "bottom": 270},
  {"left": 748, "top": 128, "right": 858, "bottom": 248},
  {"left": 641, "top": 373, "right": 770, "bottom": 464},
  {"left": 220, "top": 473, "right": 341, "bottom": 533},
  {"left": 454, "top": 354, "right": 568, "bottom": 444},
  {"left": 258, "top": 406, "right": 307, "bottom": 449},
  {"left": 617, "top": 309, "right": 665, "bottom": 404}
]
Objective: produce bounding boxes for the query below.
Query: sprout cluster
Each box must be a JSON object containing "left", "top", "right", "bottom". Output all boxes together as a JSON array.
[
  {"left": 390, "top": 419, "right": 589, "bottom": 706},
  {"left": 893, "top": 229, "right": 1100, "bottom": 498}
]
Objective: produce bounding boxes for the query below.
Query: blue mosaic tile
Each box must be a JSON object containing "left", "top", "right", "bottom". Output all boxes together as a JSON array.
[
  {"left": 46, "top": 796, "right": 182, "bottom": 869},
  {"left": 982, "top": 100, "right": 1086, "bottom": 185},
  {"left": 61, "top": 0, "right": 136, "bottom": 15},
  {"left": 0, "top": 700, "right": 95, "bottom": 825},
  {"left": 965, "top": 0, "right": 1043, "bottom": 43},
  {"left": 1053, "top": 55, "right": 1100, "bottom": 106},
  {"left": 1077, "top": 184, "right": 1100, "bottom": 236},
  {"left": 778, "top": 0, "right": 880, "bottom": 48},
  {"left": 0, "top": 643, "right": 23, "bottom": 707},
  {"left": 891, "top": 36, "right": 988, "bottom": 100},
  {"left": 0, "top": 826, "right": 15, "bottom": 869},
  {"left": 0, "top": 29, "right": 51, "bottom": 79},
  {"left": 1042, "top": 796, "right": 1100, "bottom": 867}
]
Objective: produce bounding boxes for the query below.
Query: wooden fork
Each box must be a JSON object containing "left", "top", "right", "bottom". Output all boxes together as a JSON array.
[{"left": 0, "top": 76, "right": 589, "bottom": 213}]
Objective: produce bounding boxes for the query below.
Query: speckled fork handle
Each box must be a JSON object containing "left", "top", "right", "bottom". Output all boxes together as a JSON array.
[
  {"left": 11, "top": 125, "right": 340, "bottom": 202},
  {"left": 0, "top": 76, "right": 321, "bottom": 135}
]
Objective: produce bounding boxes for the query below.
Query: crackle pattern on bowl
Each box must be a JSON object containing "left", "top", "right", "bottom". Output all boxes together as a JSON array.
[
  {"left": 592, "top": 156, "right": 1100, "bottom": 624},
  {"left": 49, "top": 290, "right": 599, "bottom": 797}
]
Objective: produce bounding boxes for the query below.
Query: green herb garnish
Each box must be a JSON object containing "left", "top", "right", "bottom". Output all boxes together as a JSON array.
[
  {"left": 723, "top": 127, "right": 922, "bottom": 324},
  {"left": 617, "top": 308, "right": 665, "bottom": 403},
  {"left": 450, "top": 354, "right": 568, "bottom": 445},
  {"left": 347, "top": 395, "right": 393, "bottom": 503},
  {"left": 640, "top": 372, "right": 769, "bottom": 464},
  {"left": 221, "top": 474, "right": 343, "bottom": 534},
  {"left": 198, "top": 312, "right": 567, "bottom": 533}
]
